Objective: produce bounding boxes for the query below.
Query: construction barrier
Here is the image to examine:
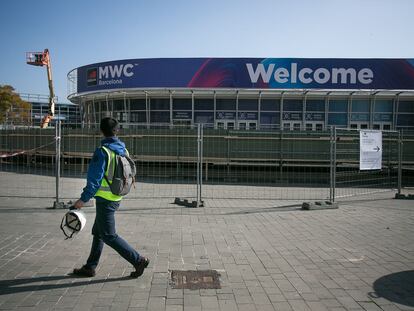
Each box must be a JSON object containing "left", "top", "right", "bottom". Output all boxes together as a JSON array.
[{"left": 0, "top": 123, "right": 409, "bottom": 207}]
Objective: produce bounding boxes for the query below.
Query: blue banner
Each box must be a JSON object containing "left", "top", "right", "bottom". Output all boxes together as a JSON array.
[{"left": 76, "top": 58, "right": 414, "bottom": 93}]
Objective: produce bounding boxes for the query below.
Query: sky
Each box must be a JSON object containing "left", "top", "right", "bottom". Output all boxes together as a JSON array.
[{"left": 0, "top": 0, "right": 413, "bottom": 103}]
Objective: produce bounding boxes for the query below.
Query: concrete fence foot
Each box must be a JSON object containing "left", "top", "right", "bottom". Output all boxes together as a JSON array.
[{"left": 302, "top": 201, "right": 339, "bottom": 210}]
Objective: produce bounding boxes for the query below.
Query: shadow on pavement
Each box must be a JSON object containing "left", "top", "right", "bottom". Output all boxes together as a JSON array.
[
  {"left": 223, "top": 204, "right": 302, "bottom": 215},
  {"left": 0, "top": 275, "right": 131, "bottom": 295},
  {"left": 372, "top": 270, "right": 414, "bottom": 307}
]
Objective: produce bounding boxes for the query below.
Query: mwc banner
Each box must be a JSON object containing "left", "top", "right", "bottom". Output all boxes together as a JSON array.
[{"left": 76, "top": 58, "right": 414, "bottom": 93}]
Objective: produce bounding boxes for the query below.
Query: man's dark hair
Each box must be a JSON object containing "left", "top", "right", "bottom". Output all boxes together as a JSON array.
[{"left": 100, "top": 117, "right": 119, "bottom": 137}]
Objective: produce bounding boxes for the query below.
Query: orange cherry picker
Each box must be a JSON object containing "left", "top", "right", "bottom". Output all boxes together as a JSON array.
[{"left": 26, "top": 49, "right": 56, "bottom": 128}]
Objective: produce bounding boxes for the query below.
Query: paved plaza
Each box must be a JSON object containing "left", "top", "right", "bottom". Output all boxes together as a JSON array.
[{"left": 0, "top": 182, "right": 413, "bottom": 310}]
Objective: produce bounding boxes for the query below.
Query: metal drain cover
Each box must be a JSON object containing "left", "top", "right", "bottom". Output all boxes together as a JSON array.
[{"left": 170, "top": 270, "right": 221, "bottom": 289}]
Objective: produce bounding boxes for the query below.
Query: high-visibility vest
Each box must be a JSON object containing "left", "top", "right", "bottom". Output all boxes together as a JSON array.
[{"left": 95, "top": 146, "right": 123, "bottom": 202}]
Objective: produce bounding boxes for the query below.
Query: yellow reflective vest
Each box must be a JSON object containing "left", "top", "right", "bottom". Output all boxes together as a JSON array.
[{"left": 95, "top": 146, "right": 123, "bottom": 202}]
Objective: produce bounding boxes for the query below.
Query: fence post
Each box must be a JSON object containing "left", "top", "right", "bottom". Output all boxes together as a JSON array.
[
  {"left": 53, "top": 120, "right": 64, "bottom": 208},
  {"left": 196, "top": 124, "right": 200, "bottom": 204},
  {"left": 199, "top": 124, "right": 203, "bottom": 205},
  {"left": 333, "top": 127, "right": 337, "bottom": 202},
  {"left": 329, "top": 126, "right": 337, "bottom": 202},
  {"left": 195, "top": 123, "right": 204, "bottom": 207},
  {"left": 398, "top": 129, "right": 403, "bottom": 195},
  {"left": 329, "top": 126, "right": 333, "bottom": 202},
  {"left": 173, "top": 123, "right": 203, "bottom": 208}
]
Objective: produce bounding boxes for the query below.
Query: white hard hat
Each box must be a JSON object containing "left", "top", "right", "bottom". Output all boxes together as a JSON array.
[{"left": 60, "top": 210, "right": 86, "bottom": 239}]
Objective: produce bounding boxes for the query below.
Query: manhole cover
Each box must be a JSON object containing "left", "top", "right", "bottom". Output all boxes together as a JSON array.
[{"left": 170, "top": 270, "right": 221, "bottom": 289}]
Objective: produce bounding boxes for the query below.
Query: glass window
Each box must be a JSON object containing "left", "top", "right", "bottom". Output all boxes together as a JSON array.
[
  {"left": 306, "top": 99, "right": 325, "bottom": 112},
  {"left": 293, "top": 123, "right": 301, "bottom": 131},
  {"left": 328, "top": 113, "right": 348, "bottom": 126},
  {"left": 397, "top": 114, "right": 414, "bottom": 126},
  {"left": 350, "top": 114, "right": 369, "bottom": 121},
  {"left": 150, "top": 111, "right": 170, "bottom": 123},
  {"left": 115, "top": 111, "right": 127, "bottom": 122},
  {"left": 351, "top": 99, "right": 370, "bottom": 112},
  {"left": 238, "top": 99, "right": 258, "bottom": 111},
  {"left": 374, "top": 113, "right": 392, "bottom": 122},
  {"left": 260, "top": 112, "right": 280, "bottom": 125},
  {"left": 216, "top": 98, "right": 236, "bottom": 110},
  {"left": 130, "top": 111, "right": 146, "bottom": 123},
  {"left": 101, "top": 101, "right": 109, "bottom": 112},
  {"left": 305, "top": 112, "right": 324, "bottom": 121},
  {"left": 150, "top": 98, "right": 169, "bottom": 110},
  {"left": 329, "top": 100, "right": 348, "bottom": 112},
  {"left": 398, "top": 101, "right": 414, "bottom": 113},
  {"left": 173, "top": 98, "right": 192, "bottom": 110},
  {"left": 173, "top": 111, "right": 192, "bottom": 120},
  {"left": 113, "top": 100, "right": 125, "bottom": 111},
  {"left": 238, "top": 112, "right": 258, "bottom": 120},
  {"left": 194, "top": 111, "right": 214, "bottom": 124},
  {"left": 261, "top": 99, "right": 280, "bottom": 111},
  {"left": 130, "top": 98, "right": 146, "bottom": 110},
  {"left": 216, "top": 111, "right": 236, "bottom": 120},
  {"left": 283, "top": 99, "right": 302, "bottom": 111},
  {"left": 194, "top": 98, "right": 214, "bottom": 110},
  {"left": 375, "top": 100, "right": 393, "bottom": 113}
]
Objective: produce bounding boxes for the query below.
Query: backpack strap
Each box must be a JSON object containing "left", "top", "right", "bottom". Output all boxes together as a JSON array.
[
  {"left": 124, "top": 148, "right": 136, "bottom": 188},
  {"left": 101, "top": 146, "right": 115, "bottom": 184}
]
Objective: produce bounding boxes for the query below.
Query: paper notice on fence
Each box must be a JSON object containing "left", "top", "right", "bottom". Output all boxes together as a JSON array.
[{"left": 360, "top": 130, "right": 382, "bottom": 170}]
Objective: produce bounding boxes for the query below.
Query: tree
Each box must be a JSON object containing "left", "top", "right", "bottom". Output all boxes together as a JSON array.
[{"left": 0, "top": 85, "right": 31, "bottom": 125}]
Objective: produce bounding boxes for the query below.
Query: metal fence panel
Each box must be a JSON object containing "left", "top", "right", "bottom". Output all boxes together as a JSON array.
[
  {"left": 59, "top": 124, "right": 199, "bottom": 201},
  {"left": 201, "top": 128, "right": 331, "bottom": 200},
  {"left": 0, "top": 125, "right": 56, "bottom": 198},
  {"left": 334, "top": 128, "right": 399, "bottom": 200}
]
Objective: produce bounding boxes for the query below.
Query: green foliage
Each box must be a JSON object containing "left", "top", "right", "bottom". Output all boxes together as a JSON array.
[{"left": 0, "top": 85, "right": 31, "bottom": 124}]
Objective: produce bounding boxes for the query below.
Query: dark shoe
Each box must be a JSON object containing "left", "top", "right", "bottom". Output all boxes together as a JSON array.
[
  {"left": 73, "top": 265, "right": 96, "bottom": 277},
  {"left": 130, "top": 257, "right": 149, "bottom": 278}
]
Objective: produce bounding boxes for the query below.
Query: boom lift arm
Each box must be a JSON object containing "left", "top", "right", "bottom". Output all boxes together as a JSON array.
[{"left": 26, "top": 49, "right": 56, "bottom": 128}]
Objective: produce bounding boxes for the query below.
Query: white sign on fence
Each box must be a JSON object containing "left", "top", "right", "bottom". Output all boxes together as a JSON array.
[{"left": 360, "top": 130, "right": 382, "bottom": 170}]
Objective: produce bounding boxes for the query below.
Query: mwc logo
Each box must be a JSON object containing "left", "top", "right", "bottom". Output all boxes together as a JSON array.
[
  {"left": 87, "top": 64, "right": 136, "bottom": 87},
  {"left": 87, "top": 68, "right": 97, "bottom": 86}
]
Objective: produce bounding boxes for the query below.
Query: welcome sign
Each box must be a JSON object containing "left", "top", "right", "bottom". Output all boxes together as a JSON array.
[{"left": 76, "top": 58, "right": 414, "bottom": 93}]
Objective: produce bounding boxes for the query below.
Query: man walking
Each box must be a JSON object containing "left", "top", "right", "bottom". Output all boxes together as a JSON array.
[{"left": 72, "top": 117, "right": 149, "bottom": 278}]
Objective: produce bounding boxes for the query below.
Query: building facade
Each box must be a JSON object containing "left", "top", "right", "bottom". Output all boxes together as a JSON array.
[
  {"left": 67, "top": 58, "right": 414, "bottom": 131},
  {"left": 17, "top": 93, "right": 81, "bottom": 126}
]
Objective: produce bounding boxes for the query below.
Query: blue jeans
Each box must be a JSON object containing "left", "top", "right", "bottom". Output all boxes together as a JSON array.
[{"left": 85, "top": 197, "right": 141, "bottom": 269}]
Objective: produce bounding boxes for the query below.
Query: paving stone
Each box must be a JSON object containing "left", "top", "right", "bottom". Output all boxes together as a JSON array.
[
  {"left": 271, "top": 301, "right": 293, "bottom": 311},
  {"left": 129, "top": 299, "right": 148, "bottom": 308},
  {"left": 147, "top": 297, "right": 166, "bottom": 310},
  {"left": 183, "top": 295, "right": 201, "bottom": 307},
  {"left": 236, "top": 304, "right": 257, "bottom": 311},
  {"left": 110, "top": 303, "right": 130, "bottom": 311},
  {"left": 358, "top": 302, "right": 384, "bottom": 311},
  {"left": 217, "top": 293, "right": 234, "bottom": 300}
]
